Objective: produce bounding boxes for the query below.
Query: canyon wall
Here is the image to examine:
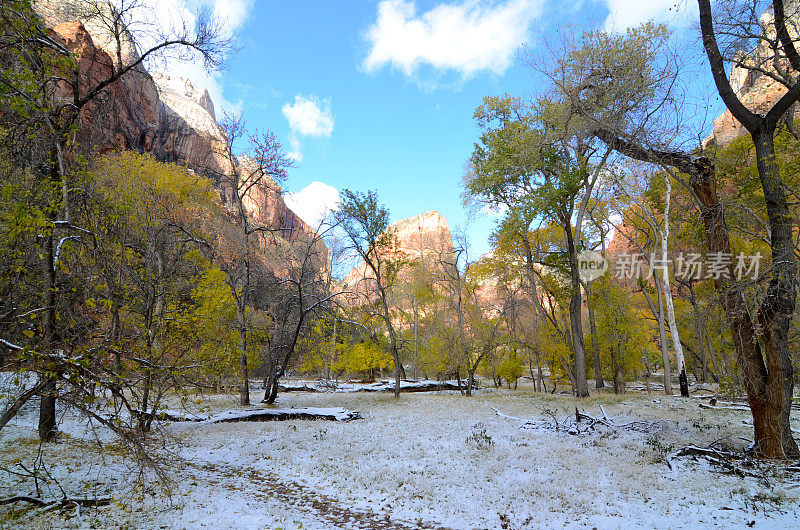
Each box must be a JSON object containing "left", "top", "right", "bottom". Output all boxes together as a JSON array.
[{"left": 31, "top": 0, "right": 318, "bottom": 246}]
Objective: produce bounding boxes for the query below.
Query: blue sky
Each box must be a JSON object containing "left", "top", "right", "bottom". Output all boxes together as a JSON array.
[{"left": 152, "top": 0, "right": 718, "bottom": 259}]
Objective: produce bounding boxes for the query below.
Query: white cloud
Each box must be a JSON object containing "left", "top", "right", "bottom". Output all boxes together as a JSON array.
[
  {"left": 285, "top": 182, "right": 341, "bottom": 228},
  {"left": 282, "top": 95, "right": 335, "bottom": 138},
  {"left": 362, "top": 0, "right": 542, "bottom": 79},
  {"left": 209, "top": 0, "right": 253, "bottom": 30},
  {"left": 602, "top": 0, "right": 695, "bottom": 32},
  {"left": 281, "top": 95, "right": 334, "bottom": 163},
  {"left": 287, "top": 137, "right": 303, "bottom": 163}
]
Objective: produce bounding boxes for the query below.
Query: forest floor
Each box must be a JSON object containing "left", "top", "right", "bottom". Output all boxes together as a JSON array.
[{"left": 1, "top": 379, "right": 799, "bottom": 529}]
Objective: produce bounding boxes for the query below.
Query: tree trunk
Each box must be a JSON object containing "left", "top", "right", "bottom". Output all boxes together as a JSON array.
[
  {"left": 111, "top": 303, "right": 122, "bottom": 373},
  {"left": 586, "top": 284, "right": 604, "bottom": 389},
  {"left": 38, "top": 377, "right": 57, "bottom": 441},
  {"left": 566, "top": 227, "right": 589, "bottom": 397},
  {"left": 238, "top": 311, "right": 250, "bottom": 406},
  {"left": 264, "top": 377, "right": 279, "bottom": 404},
  {"left": 687, "top": 287, "right": 710, "bottom": 384},
  {"left": 661, "top": 174, "right": 689, "bottom": 397},
  {"left": 752, "top": 130, "right": 799, "bottom": 458},
  {"left": 609, "top": 347, "right": 621, "bottom": 394},
  {"left": 39, "top": 229, "right": 57, "bottom": 442},
  {"left": 528, "top": 358, "right": 537, "bottom": 391},
  {"left": 139, "top": 371, "right": 151, "bottom": 433},
  {"left": 537, "top": 358, "right": 546, "bottom": 393},
  {"left": 690, "top": 156, "right": 797, "bottom": 458},
  {"left": 654, "top": 277, "right": 673, "bottom": 395}
]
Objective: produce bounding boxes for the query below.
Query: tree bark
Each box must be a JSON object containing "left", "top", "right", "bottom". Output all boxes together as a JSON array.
[
  {"left": 585, "top": 284, "right": 604, "bottom": 389},
  {"left": 697, "top": 0, "right": 799, "bottom": 459},
  {"left": 661, "top": 174, "right": 689, "bottom": 396},
  {"left": 39, "top": 222, "right": 57, "bottom": 442},
  {"left": 690, "top": 157, "right": 796, "bottom": 458},
  {"left": 237, "top": 314, "right": 250, "bottom": 406},
  {"left": 565, "top": 226, "right": 589, "bottom": 397},
  {"left": 642, "top": 278, "right": 672, "bottom": 395},
  {"left": 751, "top": 130, "right": 799, "bottom": 458}
]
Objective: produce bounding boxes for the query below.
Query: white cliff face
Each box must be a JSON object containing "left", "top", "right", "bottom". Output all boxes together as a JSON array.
[
  {"left": 33, "top": 0, "right": 140, "bottom": 67},
  {"left": 389, "top": 211, "right": 453, "bottom": 258},
  {"left": 151, "top": 73, "right": 233, "bottom": 177},
  {"left": 152, "top": 74, "right": 217, "bottom": 124}
]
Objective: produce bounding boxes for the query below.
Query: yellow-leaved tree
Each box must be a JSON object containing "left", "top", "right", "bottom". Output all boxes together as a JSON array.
[
  {"left": 334, "top": 341, "right": 394, "bottom": 382},
  {"left": 590, "top": 276, "right": 651, "bottom": 393}
]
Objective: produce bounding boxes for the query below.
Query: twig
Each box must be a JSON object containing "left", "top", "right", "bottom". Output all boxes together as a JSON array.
[{"left": 599, "top": 404, "right": 611, "bottom": 422}]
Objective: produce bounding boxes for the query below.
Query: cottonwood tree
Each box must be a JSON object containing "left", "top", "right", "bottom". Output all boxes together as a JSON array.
[
  {"left": 466, "top": 95, "right": 611, "bottom": 397},
  {"left": 334, "top": 189, "right": 408, "bottom": 397},
  {"left": 542, "top": 24, "right": 690, "bottom": 396},
  {"left": 556, "top": 15, "right": 798, "bottom": 457},
  {"left": 697, "top": 0, "right": 800, "bottom": 459},
  {"left": 590, "top": 276, "right": 650, "bottom": 393}
]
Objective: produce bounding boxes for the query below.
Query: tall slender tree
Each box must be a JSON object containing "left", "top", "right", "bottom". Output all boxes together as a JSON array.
[{"left": 335, "top": 190, "right": 407, "bottom": 397}]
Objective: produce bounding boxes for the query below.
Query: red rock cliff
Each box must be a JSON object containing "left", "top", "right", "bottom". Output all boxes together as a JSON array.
[{"left": 32, "top": 0, "right": 319, "bottom": 247}]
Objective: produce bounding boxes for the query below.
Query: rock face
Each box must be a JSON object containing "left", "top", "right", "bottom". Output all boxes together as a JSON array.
[
  {"left": 237, "top": 156, "right": 310, "bottom": 244},
  {"left": 152, "top": 73, "right": 234, "bottom": 177},
  {"left": 704, "top": 1, "right": 800, "bottom": 147},
  {"left": 31, "top": 0, "right": 318, "bottom": 246},
  {"left": 706, "top": 75, "right": 795, "bottom": 148},
  {"left": 389, "top": 211, "right": 454, "bottom": 259},
  {"left": 342, "top": 211, "right": 454, "bottom": 300},
  {"left": 45, "top": 20, "right": 162, "bottom": 155}
]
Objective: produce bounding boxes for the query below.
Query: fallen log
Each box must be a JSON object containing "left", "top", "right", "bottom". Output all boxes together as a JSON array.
[
  {"left": 205, "top": 407, "right": 362, "bottom": 423},
  {"left": 135, "top": 406, "right": 362, "bottom": 423},
  {"left": 698, "top": 403, "right": 751, "bottom": 412},
  {"left": 278, "top": 383, "right": 322, "bottom": 393},
  {"left": 354, "top": 380, "right": 469, "bottom": 393},
  {"left": 276, "top": 379, "right": 474, "bottom": 393},
  {"left": 0, "top": 496, "right": 111, "bottom": 508},
  {"left": 0, "top": 495, "right": 48, "bottom": 507},
  {"left": 666, "top": 445, "right": 762, "bottom": 478}
]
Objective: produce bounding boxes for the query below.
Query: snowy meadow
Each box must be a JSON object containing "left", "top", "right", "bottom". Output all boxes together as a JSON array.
[{"left": 1, "top": 381, "right": 799, "bottom": 529}]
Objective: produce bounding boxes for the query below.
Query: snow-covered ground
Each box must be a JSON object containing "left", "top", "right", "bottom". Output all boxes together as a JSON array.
[{"left": 1, "top": 380, "right": 799, "bottom": 529}]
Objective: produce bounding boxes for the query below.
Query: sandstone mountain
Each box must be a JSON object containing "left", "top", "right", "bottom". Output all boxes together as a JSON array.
[
  {"left": 341, "top": 211, "right": 454, "bottom": 303},
  {"left": 31, "top": 0, "right": 318, "bottom": 247}
]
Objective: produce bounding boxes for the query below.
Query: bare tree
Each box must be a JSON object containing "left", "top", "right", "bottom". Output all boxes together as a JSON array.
[
  {"left": 213, "top": 113, "right": 294, "bottom": 405},
  {"left": 260, "top": 223, "right": 341, "bottom": 404}
]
